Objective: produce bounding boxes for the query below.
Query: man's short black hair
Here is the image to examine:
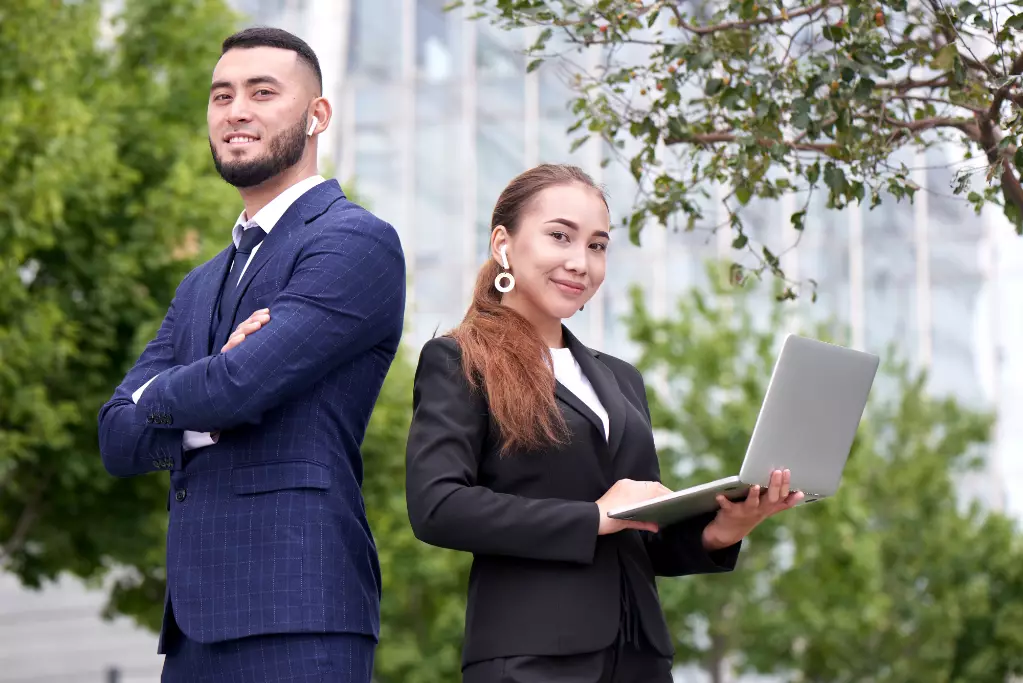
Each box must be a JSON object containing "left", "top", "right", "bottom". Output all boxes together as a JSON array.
[{"left": 221, "top": 27, "right": 323, "bottom": 94}]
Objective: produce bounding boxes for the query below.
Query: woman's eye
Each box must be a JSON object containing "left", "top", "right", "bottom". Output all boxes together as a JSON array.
[
  {"left": 551, "top": 231, "right": 568, "bottom": 242},
  {"left": 590, "top": 242, "right": 608, "bottom": 252}
]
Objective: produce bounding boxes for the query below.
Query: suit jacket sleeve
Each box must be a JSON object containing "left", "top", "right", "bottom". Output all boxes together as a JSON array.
[
  {"left": 97, "top": 291, "right": 186, "bottom": 477},
  {"left": 133, "top": 214, "right": 405, "bottom": 432},
  {"left": 625, "top": 364, "right": 743, "bottom": 576},
  {"left": 405, "top": 338, "right": 601, "bottom": 564}
]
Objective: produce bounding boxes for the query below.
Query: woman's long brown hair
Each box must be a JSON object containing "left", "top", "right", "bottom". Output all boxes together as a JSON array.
[{"left": 449, "top": 164, "right": 608, "bottom": 455}]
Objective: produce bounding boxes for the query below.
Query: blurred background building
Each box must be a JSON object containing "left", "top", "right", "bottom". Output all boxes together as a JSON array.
[{"left": 3, "top": 0, "right": 1023, "bottom": 681}]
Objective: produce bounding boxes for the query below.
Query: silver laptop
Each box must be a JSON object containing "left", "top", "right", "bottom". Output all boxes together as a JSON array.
[{"left": 607, "top": 334, "right": 880, "bottom": 526}]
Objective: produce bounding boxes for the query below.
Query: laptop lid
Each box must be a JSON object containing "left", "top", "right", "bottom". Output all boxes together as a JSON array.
[{"left": 737, "top": 334, "right": 879, "bottom": 498}]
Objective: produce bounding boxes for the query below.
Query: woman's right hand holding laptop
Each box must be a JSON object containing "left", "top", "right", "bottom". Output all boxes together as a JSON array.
[{"left": 596, "top": 479, "right": 674, "bottom": 535}]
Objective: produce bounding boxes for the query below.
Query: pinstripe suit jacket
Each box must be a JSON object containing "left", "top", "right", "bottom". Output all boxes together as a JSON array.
[{"left": 97, "top": 180, "right": 406, "bottom": 650}]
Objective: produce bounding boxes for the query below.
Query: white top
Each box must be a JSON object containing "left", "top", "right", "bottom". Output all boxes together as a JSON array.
[{"left": 550, "top": 347, "right": 609, "bottom": 440}]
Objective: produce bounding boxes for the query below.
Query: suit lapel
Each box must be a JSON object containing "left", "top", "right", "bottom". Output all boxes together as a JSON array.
[
  {"left": 561, "top": 326, "right": 627, "bottom": 459},
  {"left": 217, "top": 180, "right": 346, "bottom": 342},
  {"left": 191, "top": 246, "right": 234, "bottom": 359}
]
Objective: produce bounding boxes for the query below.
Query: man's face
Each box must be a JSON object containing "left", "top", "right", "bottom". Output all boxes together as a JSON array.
[{"left": 207, "top": 46, "right": 315, "bottom": 188}]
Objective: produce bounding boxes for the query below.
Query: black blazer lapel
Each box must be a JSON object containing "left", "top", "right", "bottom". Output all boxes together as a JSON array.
[
  {"left": 218, "top": 180, "right": 347, "bottom": 337},
  {"left": 562, "top": 326, "right": 627, "bottom": 458},
  {"left": 554, "top": 381, "right": 605, "bottom": 439}
]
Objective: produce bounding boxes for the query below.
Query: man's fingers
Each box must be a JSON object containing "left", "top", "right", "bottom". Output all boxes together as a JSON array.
[{"left": 221, "top": 332, "right": 246, "bottom": 352}]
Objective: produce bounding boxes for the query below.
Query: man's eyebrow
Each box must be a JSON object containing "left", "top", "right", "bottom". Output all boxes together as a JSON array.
[{"left": 210, "top": 75, "right": 285, "bottom": 92}]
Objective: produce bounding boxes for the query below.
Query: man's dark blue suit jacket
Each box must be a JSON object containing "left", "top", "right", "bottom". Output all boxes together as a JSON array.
[{"left": 97, "top": 179, "right": 406, "bottom": 651}]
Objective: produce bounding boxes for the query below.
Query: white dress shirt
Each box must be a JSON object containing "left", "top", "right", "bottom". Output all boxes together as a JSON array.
[
  {"left": 132, "top": 175, "right": 327, "bottom": 451},
  {"left": 549, "top": 346, "right": 609, "bottom": 440}
]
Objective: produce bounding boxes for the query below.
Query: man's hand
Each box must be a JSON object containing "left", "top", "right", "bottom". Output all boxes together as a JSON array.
[
  {"left": 702, "top": 469, "right": 804, "bottom": 550},
  {"left": 220, "top": 309, "right": 271, "bottom": 353}
]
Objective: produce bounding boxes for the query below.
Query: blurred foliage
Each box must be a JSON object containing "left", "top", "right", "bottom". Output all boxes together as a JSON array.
[
  {"left": 0, "top": 0, "right": 239, "bottom": 604},
  {"left": 362, "top": 347, "right": 473, "bottom": 683},
  {"left": 626, "top": 265, "right": 1023, "bottom": 683}
]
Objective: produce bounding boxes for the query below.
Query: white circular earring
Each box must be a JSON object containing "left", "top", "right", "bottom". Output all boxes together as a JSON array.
[{"left": 494, "top": 245, "right": 515, "bottom": 293}]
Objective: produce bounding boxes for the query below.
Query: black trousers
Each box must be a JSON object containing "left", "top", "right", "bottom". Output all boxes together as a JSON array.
[
  {"left": 462, "top": 575, "right": 672, "bottom": 683},
  {"left": 461, "top": 638, "right": 672, "bottom": 682}
]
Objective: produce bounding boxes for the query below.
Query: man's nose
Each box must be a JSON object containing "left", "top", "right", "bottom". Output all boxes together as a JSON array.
[{"left": 226, "top": 98, "right": 253, "bottom": 124}]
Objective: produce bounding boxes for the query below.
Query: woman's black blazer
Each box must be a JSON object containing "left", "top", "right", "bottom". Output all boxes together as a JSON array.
[{"left": 405, "top": 326, "right": 741, "bottom": 668}]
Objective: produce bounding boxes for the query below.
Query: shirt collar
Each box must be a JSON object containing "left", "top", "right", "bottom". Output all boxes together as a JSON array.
[{"left": 231, "top": 174, "right": 327, "bottom": 247}]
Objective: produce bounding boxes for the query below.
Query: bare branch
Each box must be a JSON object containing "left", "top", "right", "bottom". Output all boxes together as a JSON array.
[
  {"left": 665, "top": 130, "right": 837, "bottom": 153},
  {"left": 890, "top": 94, "right": 987, "bottom": 114},
  {"left": 669, "top": 0, "right": 845, "bottom": 37},
  {"left": 875, "top": 76, "right": 952, "bottom": 92},
  {"left": 988, "top": 53, "right": 1023, "bottom": 123}
]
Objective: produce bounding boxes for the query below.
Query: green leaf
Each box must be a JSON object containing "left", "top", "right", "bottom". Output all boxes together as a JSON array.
[
  {"left": 706, "top": 78, "right": 724, "bottom": 96},
  {"left": 790, "top": 209, "right": 807, "bottom": 231},
  {"left": 935, "top": 44, "right": 958, "bottom": 71},
  {"left": 526, "top": 58, "right": 543, "bottom": 73},
  {"left": 1005, "top": 13, "right": 1023, "bottom": 29},
  {"left": 736, "top": 184, "right": 752, "bottom": 205},
  {"left": 732, "top": 232, "right": 749, "bottom": 248},
  {"left": 807, "top": 162, "right": 821, "bottom": 185}
]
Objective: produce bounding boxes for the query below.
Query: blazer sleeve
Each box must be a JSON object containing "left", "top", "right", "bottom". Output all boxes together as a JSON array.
[
  {"left": 405, "top": 338, "right": 601, "bottom": 565},
  {"left": 133, "top": 214, "right": 405, "bottom": 432},
  {"left": 624, "top": 363, "right": 743, "bottom": 576},
  {"left": 97, "top": 290, "right": 186, "bottom": 477}
]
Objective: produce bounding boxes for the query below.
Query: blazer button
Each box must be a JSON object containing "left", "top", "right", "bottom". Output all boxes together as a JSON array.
[{"left": 175, "top": 489, "right": 186, "bottom": 502}]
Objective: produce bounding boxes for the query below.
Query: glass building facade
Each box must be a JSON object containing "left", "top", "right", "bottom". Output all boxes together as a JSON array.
[{"left": 232, "top": 0, "right": 1023, "bottom": 517}]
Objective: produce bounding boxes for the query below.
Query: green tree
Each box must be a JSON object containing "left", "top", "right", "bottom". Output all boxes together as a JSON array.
[
  {"left": 466, "top": 0, "right": 1023, "bottom": 292},
  {"left": 624, "top": 270, "right": 1023, "bottom": 683},
  {"left": 0, "top": 0, "right": 240, "bottom": 612},
  {"left": 363, "top": 347, "right": 473, "bottom": 683}
]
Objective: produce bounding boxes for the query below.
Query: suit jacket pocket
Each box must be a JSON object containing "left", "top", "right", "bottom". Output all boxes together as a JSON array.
[{"left": 231, "top": 459, "right": 331, "bottom": 495}]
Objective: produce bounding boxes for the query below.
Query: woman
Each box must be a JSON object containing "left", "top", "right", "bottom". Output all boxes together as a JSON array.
[{"left": 405, "top": 164, "right": 802, "bottom": 682}]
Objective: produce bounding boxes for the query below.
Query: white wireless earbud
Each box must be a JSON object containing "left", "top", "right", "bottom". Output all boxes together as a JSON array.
[{"left": 307, "top": 115, "right": 319, "bottom": 137}]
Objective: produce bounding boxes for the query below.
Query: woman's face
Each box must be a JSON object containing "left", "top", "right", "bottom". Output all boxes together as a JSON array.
[{"left": 493, "top": 182, "right": 610, "bottom": 323}]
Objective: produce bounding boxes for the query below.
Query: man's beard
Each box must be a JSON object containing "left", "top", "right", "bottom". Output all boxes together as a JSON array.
[{"left": 211, "top": 112, "right": 308, "bottom": 188}]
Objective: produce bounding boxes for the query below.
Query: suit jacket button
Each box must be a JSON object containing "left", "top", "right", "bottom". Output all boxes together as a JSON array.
[{"left": 175, "top": 489, "right": 186, "bottom": 502}]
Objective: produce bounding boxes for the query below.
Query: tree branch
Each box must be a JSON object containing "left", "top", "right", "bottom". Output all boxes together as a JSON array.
[
  {"left": 669, "top": 0, "right": 845, "bottom": 36},
  {"left": 988, "top": 52, "right": 1023, "bottom": 123},
  {"left": 875, "top": 76, "right": 951, "bottom": 92},
  {"left": 890, "top": 94, "right": 987, "bottom": 115},
  {"left": 0, "top": 485, "right": 44, "bottom": 563},
  {"left": 665, "top": 130, "right": 837, "bottom": 153}
]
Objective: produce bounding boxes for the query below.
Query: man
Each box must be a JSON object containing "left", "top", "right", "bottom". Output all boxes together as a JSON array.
[{"left": 97, "top": 27, "right": 405, "bottom": 682}]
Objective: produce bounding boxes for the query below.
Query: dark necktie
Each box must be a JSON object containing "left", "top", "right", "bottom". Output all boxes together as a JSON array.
[
  {"left": 223, "top": 224, "right": 266, "bottom": 304},
  {"left": 214, "top": 224, "right": 266, "bottom": 348}
]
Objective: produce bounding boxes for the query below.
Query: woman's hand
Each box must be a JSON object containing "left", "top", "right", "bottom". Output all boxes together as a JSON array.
[
  {"left": 220, "top": 308, "right": 271, "bottom": 353},
  {"left": 702, "top": 469, "right": 803, "bottom": 550},
  {"left": 596, "top": 478, "right": 674, "bottom": 535}
]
